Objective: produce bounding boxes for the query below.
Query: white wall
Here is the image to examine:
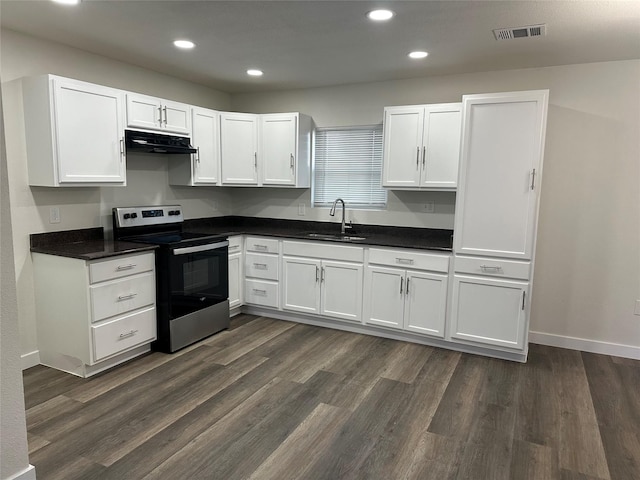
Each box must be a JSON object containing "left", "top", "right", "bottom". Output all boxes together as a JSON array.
[
  {"left": 1, "top": 29, "right": 233, "bottom": 360},
  {"left": 232, "top": 61, "right": 640, "bottom": 352},
  {"left": 1, "top": 88, "right": 34, "bottom": 480}
]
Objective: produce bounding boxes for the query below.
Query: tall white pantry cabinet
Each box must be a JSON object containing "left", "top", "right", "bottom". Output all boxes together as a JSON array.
[{"left": 449, "top": 90, "right": 549, "bottom": 355}]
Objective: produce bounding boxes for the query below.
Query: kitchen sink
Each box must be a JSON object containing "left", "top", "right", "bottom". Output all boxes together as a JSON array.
[{"left": 305, "top": 233, "right": 366, "bottom": 241}]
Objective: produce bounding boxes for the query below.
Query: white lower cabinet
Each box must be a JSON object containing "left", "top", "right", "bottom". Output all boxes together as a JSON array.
[
  {"left": 449, "top": 274, "right": 529, "bottom": 350},
  {"left": 243, "top": 236, "right": 280, "bottom": 309},
  {"left": 32, "top": 251, "right": 157, "bottom": 377},
  {"left": 364, "top": 248, "right": 449, "bottom": 338},
  {"left": 228, "top": 236, "right": 243, "bottom": 309}
]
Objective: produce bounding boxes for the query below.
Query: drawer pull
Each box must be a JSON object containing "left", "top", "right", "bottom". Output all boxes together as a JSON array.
[
  {"left": 396, "top": 258, "right": 414, "bottom": 265},
  {"left": 480, "top": 265, "right": 503, "bottom": 273},
  {"left": 252, "top": 288, "right": 267, "bottom": 296},
  {"left": 117, "top": 293, "right": 138, "bottom": 301},
  {"left": 119, "top": 329, "right": 138, "bottom": 339},
  {"left": 116, "top": 264, "right": 137, "bottom": 271},
  {"left": 253, "top": 263, "right": 268, "bottom": 269},
  {"left": 229, "top": 245, "right": 241, "bottom": 251},
  {"left": 254, "top": 244, "right": 268, "bottom": 251}
]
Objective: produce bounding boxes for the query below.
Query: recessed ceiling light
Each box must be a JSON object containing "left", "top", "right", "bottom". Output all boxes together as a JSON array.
[
  {"left": 247, "top": 69, "right": 264, "bottom": 77},
  {"left": 173, "top": 40, "right": 195, "bottom": 49},
  {"left": 51, "top": 0, "right": 80, "bottom": 5},
  {"left": 408, "top": 51, "right": 429, "bottom": 59},
  {"left": 367, "top": 9, "right": 394, "bottom": 21}
]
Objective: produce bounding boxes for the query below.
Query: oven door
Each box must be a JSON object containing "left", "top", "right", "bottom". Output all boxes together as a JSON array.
[{"left": 168, "top": 240, "right": 229, "bottom": 319}]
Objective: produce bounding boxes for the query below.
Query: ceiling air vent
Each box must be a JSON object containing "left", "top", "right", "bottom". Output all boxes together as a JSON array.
[{"left": 493, "top": 24, "right": 546, "bottom": 41}]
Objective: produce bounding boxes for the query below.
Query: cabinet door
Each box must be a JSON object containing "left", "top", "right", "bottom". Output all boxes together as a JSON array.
[
  {"left": 450, "top": 274, "right": 528, "bottom": 350},
  {"left": 421, "top": 104, "right": 461, "bottom": 189},
  {"left": 126, "top": 93, "right": 161, "bottom": 130},
  {"left": 321, "top": 260, "right": 363, "bottom": 322},
  {"left": 54, "top": 79, "right": 125, "bottom": 184},
  {"left": 282, "top": 257, "right": 321, "bottom": 314},
  {"left": 228, "top": 252, "right": 243, "bottom": 309},
  {"left": 404, "top": 271, "right": 447, "bottom": 338},
  {"left": 454, "top": 91, "right": 548, "bottom": 259},
  {"left": 261, "top": 114, "right": 297, "bottom": 185},
  {"left": 191, "top": 107, "right": 219, "bottom": 184},
  {"left": 382, "top": 106, "right": 424, "bottom": 188},
  {"left": 363, "top": 266, "right": 405, "bottom": 330},
  {"left": 220, "top": 112, "right": 259, "bottom": 185},
  {"left": 162, "top": 100, "right": 191, "bottom": 134}
]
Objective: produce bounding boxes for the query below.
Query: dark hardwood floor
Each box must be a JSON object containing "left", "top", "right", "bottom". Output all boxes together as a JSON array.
[{"left": 23, "top": 314, "right": 640, "bottom": 480}]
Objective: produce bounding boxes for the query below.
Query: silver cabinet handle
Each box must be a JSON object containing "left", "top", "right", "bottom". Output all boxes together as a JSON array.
[
  {"left": 321, "top": 267, "right": 325, "bottom": 283},
  {"left": 254, "top": 244, "right": 268, "bottom": 251},
  {"left": 120, "top": 138, "right": 125, "bottom": 161},
  {"left": 162, "top": 106, "right": 168, "bottom": 125},
  {"left": 254, "top": 152, "right": 258, "bottom": 169},
  {"left": 253, "top": 288, "right": 267, "bottom": 295},
  {"left": 416, "top": 146, "right": 420, "bottom": 168},
  {"left": 400, "top": 277, "right": 403, "bottom": 294},
  {"left": 396, "top": 258, "right": 414, "bottom": 265},
  {"left": 119, "top": 329, "right": 138, "bottom": 339},
  {"left": 158, "top": 106, "right": 163, "bottom": 125},
  {"left": 522, "top": 291, "right": 526, "bottom": 310},
  {"left": 290, "top": 153, "right": 295, "bottom": 168},
  {"left": 253, "top": 263, "right": 268, "bottom": 269},
  {"left": 229, "top": 245, "right": 241, "bottom": 251},
  {"left": 530, "top": 168, "right": 536, "bottom": 190},
  {"left": 315, "top": 265, "right": 319, "bottom": 282},
  {"left": 480, "top": 265, "right": 503, "bottom": 273},
  {"left": 422, "top": 146, "right": 426, "bottom": 167},
  {"left": 195, "top": 146, "right": 200, "bottom": 163},
  {"left": 116, "top": 264, "right": 136, "bottom": 271},
  {"left": 117, "top": 293, "right": 137, "bottom": 301},
  {"left": 406, "top": 278, "right": 410, "bottom": 295}
]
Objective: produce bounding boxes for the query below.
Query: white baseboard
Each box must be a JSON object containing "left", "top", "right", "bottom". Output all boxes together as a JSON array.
[
  {"left": 5, "top": 465, "right": 36, "bottom": 480},
  {"left": 21, "top": 351, "right": 40, "bottom": 370},
  {"left": 529, "top": 331, "right": 640, "bottom": 360}
]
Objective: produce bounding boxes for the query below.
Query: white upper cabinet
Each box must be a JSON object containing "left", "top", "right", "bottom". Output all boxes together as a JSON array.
[
  {"left": 126, "top": 93, "right": 190, "bottom": 134},
  {"left": 382, "top": 103, "right": 461, "bottom": 190},
  {"left": 169, "top": 107, "right": 220, "bottom": 186},
  {"left": 22, "top": 75, "right": 126, "bottom": 186},
  {"left": 453, "top": 91, "right": 549, "bottom": 260},
  {"left": 220, "top": 112, "right": 259, "bottom": 185},
  {"left": 260, "top": 113, "right": 312, "bottom": 188}
]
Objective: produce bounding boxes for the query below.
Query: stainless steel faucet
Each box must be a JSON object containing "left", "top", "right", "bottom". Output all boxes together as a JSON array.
[{"left": 329, "top": 198, "right": 351, "bottom": 234}]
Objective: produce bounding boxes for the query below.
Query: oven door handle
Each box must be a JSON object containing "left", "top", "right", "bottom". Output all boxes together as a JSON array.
[{"left": 172, "top": 241, "right": 229, "bottom": 256}]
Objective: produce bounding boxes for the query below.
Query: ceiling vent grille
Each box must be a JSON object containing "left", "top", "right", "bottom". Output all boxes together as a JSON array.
[{"left": 493, "top": 24, "right": 546, "bottom": 41}]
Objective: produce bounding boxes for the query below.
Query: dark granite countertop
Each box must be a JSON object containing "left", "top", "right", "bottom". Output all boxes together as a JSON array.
[
  {"left": 30, "top": 227, "right": 157, "bottom": 260},
  {"left": 184, "top": 216, "right": 453, "bottom": 252}
]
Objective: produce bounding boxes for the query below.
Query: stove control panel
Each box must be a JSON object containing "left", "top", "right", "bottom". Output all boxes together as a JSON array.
[{"left": 113, "top": 205, "right": 184, "bottom": 229}]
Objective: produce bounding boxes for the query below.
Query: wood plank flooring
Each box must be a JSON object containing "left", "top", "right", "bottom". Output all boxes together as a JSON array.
[{"left": 23, "top": 314, "right": 640, "bottom": 480}]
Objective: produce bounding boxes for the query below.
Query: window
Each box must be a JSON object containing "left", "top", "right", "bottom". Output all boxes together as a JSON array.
[{"left": 312, "top": 125, "right": 387, "bottom": 210}]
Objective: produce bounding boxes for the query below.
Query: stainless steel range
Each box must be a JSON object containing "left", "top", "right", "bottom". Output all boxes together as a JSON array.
[{"left": 113, "top": 205, "right": 229, "bottom": 353}]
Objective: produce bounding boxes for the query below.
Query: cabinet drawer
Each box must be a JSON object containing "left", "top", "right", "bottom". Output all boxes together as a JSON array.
[
  {"left": 92, "top": 307, "right": 156, "bottom": 361},
  {"left": 282, "top": 241, "right": 364, "bottom": 263},
  {"left": 90, "top": 272, "right": 155, "bottom": 322},
  {"left": 228, "top": 236, "right": 243, "bottom": 254},
  {"left": 245, "top": 252, "right": 279, "bottom": 280},
  {"left": 454, "top": 256, "right": 530, "bottom": 280},
  {"left": 89, "top": 253, "right": 154, "bottom": 283},
  {"left": 245, "top": 236, "right": 279, "bottom": 253},
  {"left": 368, "top": 248, "right": 450, "bottom": 273},
  {"left": 245, "top": 279, "right": 279, "bottom": 308}
]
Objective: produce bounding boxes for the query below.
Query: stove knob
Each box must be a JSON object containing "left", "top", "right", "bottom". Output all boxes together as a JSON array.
[
  {"left": 167, "top": 211, "right": 174, "bottom": 216},
  {"left": 131, "top": 213, "right": 138, "bottom": 219},
  {"left": 174, "top": 210, "right": 181, "bottom": 216},
  {"left": 123, "top": 213, "right": 131, "bottom": 219}
]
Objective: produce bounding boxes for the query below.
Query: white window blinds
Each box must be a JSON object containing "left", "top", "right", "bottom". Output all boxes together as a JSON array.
[{"left": 313, "top": 125, "right": 387, "bottom": 209}]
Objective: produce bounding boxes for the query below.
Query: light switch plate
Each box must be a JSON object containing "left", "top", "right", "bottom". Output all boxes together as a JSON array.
[
  {"left": 49, "top": 207, "right": 60, "bottom": 224},
  {"left": 424, "top": 202, "right": 435, "bottom": 213},
  {"left": 298, "top": 203, "right": 306, "bottom": 216}
]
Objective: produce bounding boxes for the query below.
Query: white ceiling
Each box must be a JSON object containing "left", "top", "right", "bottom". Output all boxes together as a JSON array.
[{"left": 1, "top": 1, "right": 639, "bottom": 93}]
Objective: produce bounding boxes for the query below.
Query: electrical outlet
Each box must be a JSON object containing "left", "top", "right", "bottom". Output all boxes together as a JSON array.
[
  {"left": 635, "top": 300, "right": 640, "bottom": 316},
  {"left": 298, "top": 203, "right": 306, "bottom": 216},
  {"left": 49, "top": 207, "right": 60, "bottom": 224},
  {"left": 424, "top": 201, "right": 435, "bottom": 213}
]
